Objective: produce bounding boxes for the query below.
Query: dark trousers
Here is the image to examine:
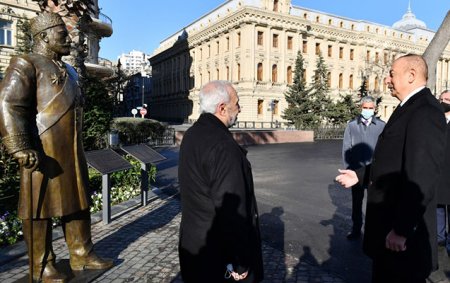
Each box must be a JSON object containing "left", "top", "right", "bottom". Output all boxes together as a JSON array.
[
  {"left": 351, "top": 182, "right": 365, "bottom": 233},
  {"left": 372, "top": 258, "right": 426, "bottom": 283}
]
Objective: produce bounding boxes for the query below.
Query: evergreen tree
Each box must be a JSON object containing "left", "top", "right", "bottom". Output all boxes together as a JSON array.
[
  {"left": 358, "top": 76, "right": 369, "bottom": 98},
  {"left": 15, "top": 16, "right": 33, "bottom": 55},
  {"left": 82, "top": 75, "right": 114, "bottom": 150},
  {"left": 282, "top": 51, "right": 311, "bottom": 129},
  {"left": 307, "top": 54, "right": 332, "bottom": 128},
  {"left": 327, "top": 94, "right": 360, "bottom": 126}
]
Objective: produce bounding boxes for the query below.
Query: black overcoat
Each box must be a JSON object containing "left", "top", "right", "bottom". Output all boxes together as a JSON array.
[
  {"left": 437, "top": 122, "right": 450, "bottom": 204},
  {"left": 363, "top": 88, "right": 446, "bottom": 278},
  {"left": 178, "top": 113, "right": 263, "bottom": 283}
]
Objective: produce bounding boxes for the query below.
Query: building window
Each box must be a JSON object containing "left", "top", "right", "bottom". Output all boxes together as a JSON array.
[
  {"left": 0, "top": 20, "right": 12, "bottom": 46},
  {"left": 303, "top": 13, "right": 308, "bottom": 20},
  {"left": 258, "top": 99, "right": 264, "bottom": 115},
  {"left": 374, "top": 76, "right": 379, "bottom": 91},
  {"left": 339, "top": 73, "right": 343, "bottom": 89},
  {"left": 287, "top": 36, "right": 293, "bottom": 50},
  {"left": 216, "top": 69, "right": 219, "bottom": 80},
  {"left": 384, "top": 52, "right": 388, "bottom": 64},
  {"left": 273, "top": 34, "right": 278, "bottom": 48},
  {"left": 257, "top": 31, "right": 264, "bottom": 46},
  {"left": 327, "top": 45, "right": 332, "bottom": 57},
  {"left": 340, "top": 21, "right": 344, "bottom": 28},
  {"left": 315, "top": 43, "right": 320, "bottom": 55},
  {"left": 316, "top": 16, "right": 320, "bottom": 23},
  {"left": 351, "top": 24, "right": 355, "bottom": 30},
  {"left": 226, "top": 37, "right": 230, "bottom": 51},
  {"left": 339, "top": 47, "right": 343, "bottom": 59},
  {"left": 327, "top": 72, "right": 331, "bottom": 88},
  {"left": 257, "top": 63, "right": 263, "bottom": 81},
  {"left": 226, "top": 66, "right": 230, "bottom": 80},
  {"left": 237, "top": 32, "right": 241, "bottom": 47},
  {"left": 208, "top": 45, "right": 211, "bottom": 57},
  {"left": 216, "top": 41, "right": 219, "bottom": 54},
  {"left": 273, "top": 100, "right": 279, "bottom": 115},
  {"left": 349, "top": 74, "right": 354, "bottom": 89},
  {"left": 287, "top": 66, "right": 292, "bottom": 84},
  {"left": 328, "top": 19, "right": 332, "bottom": 25},
  {"left": 302, "top": 40, "right": 307, "bottom": 53},
  {"left": 375, "top": 52, "right": 379, "bottom": 64},
  {"left": 272, "top": 64, "right": 278, "bottom": 82},
  {"left": 302, "top": 69, "right": 306, "bottom": 81},
  {"left": 366, "top": 26, "right": 370, "bottom": 32},
  {"left": 350, "top": 49, "right": 354, "bottom": 60},
  {"left": 366, "top": 50, "right": 370, "bottom": 61},
  {"left": 273, "top": 0, "right": 279, "bottom": 12},
  {"left": 237, "top": 63, "right": 241, "bottom": 80}
]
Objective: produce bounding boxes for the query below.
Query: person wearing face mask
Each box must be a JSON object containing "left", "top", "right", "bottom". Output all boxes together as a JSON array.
[{"left": 342, "top": 96, "right": 385, "bottom": 240}]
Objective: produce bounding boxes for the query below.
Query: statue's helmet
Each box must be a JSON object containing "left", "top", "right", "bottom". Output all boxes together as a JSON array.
[{"left": 30, "top": 12, "right": 65, "bottom": 37}]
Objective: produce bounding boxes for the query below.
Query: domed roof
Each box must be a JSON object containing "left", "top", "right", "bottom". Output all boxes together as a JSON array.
[{"left": 392, "top": 1, "right": 427, "bottom": 31}]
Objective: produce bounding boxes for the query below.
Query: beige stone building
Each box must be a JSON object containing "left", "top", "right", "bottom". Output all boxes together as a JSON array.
[
  {"left": 0, "top": 0, "right": 39, "bottom": 75},
  {"left": 0, "top": 0, "right": 113, "bottom": 79},
  {"left": 150, "top": 0, "right": 450, "bottom": 124}
]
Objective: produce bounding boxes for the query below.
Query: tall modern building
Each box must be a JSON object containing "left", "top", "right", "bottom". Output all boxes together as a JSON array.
[
  {"left": 150, "top": 0, "right": 450, "bottom": 123},
  {"left": 0, "top": 0, "right": 113, "bottom": 79},
  {"left": 117, "top": 50, "right": 152, "bottom": 75}
]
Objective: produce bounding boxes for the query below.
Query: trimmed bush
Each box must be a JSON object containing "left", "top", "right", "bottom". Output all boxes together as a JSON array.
[{"left": 111, "top": 117, "right": 165, "bottom": 145}]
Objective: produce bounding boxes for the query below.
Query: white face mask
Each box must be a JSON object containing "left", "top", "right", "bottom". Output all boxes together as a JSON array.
[{"left": 361, "top": 109, "right": 374, "bottom": 119}]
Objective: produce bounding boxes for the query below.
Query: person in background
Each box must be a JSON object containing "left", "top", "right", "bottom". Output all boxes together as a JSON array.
[
  {"left": 342, "top": 96, "right": 385, "bottom": 240},
  {"left": 178, "top": 80, "right": 264, "bottom": 283},
  {"left": 335, "top": 54, "right": 446, "bottom": 283}
]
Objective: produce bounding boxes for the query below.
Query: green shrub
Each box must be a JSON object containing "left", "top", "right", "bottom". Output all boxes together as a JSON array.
[
  {"left": 89, "top": 156, "right": 157, "bottom": 213},
  {"left": 0, "top": 211, "right": 22, "bottom": 246},
  {"left": 111, "top": 117, "right": 165, "bottom": 145}
]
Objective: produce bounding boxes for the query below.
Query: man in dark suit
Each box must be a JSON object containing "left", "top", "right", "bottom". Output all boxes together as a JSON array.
[
  {"left": 336, "top": 54, "right": 446, "bottom": 283},
  {"left": 178, "top": 80, "right": 264, "bottom": 283}
]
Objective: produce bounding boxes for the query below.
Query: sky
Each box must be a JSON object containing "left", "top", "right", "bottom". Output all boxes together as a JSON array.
[{"left": 98, "top": 0, "right": 450, "bottom": 62}]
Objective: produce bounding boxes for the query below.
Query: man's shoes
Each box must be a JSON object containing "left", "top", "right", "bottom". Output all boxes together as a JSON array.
[
  {"left": 346, "top": 231, "right": 361, "bottom": 240},
  {"left": 34, "top": 261, "right": 67, "bottom": 283},
  {"left": 70, "top": 251, "right": 114, "bottom": 271}
]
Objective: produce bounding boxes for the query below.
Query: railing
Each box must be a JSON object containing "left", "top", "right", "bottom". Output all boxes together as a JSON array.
[
  {"left": 98, "top": 12, "right": 112, "bottom": 26},
  {"left": 233, "top": 121, "right": 294, "bottom": 130},
  {"left": 314, "top": 126, "right": 345, "bottom": 140}
]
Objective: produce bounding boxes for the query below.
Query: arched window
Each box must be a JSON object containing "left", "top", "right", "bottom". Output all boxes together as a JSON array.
[
  {"left": 287, "top": 66, "right": 292, "bottom": 84},
  {"left": 257, "top": 63, "right": 263, "bottom": 81},
  {"left": 272, "top": 64, "right": 278, "bottom": 82},
  {"left": 349, "top": 74, "right": 354, "bottom": 90},
  {"left": 374, "top": 76, "right": 379, "bottom": 91}
]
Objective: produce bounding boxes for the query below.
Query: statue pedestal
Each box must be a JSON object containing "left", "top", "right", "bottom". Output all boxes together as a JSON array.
[{"left": 15, "top": 259, "right": 112, "bottom": 283}]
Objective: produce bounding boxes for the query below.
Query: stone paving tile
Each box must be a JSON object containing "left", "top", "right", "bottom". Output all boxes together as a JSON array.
[{"left": 0, "top": 195, "right": 345, "bottom": 283}]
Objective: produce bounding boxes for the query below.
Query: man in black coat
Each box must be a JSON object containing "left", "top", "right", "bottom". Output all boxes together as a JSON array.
[
  {"left": 336, "top": 54, "right": 446, "bottom": 283},
  {"left": 178, "top": 80, "right": 264, "bottom": 283}
]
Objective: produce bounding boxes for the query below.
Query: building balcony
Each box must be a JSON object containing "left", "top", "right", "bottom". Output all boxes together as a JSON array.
[
  {"left": 89, "top": 12, "right": 113, "bottom": 37},
  {"left": 86, "top": 57, "right": 114, "bottom": 78}
]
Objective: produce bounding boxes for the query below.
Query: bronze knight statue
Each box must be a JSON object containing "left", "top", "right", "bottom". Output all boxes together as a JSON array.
[{"left": 0, "top": 11, "right": 113, "bottom": 282}]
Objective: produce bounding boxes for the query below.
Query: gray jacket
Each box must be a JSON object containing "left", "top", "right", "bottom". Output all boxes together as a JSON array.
[{"left": 342, "top": 115, "right": 385, "bottom": 170}]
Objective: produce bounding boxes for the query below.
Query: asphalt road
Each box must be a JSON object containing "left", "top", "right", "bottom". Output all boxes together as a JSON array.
[
  {"left": 157, "top": 140, "right": 372, "bottom": 283},
  {"left": 247, "top": 141, "right": 371, "bottom": 283}
]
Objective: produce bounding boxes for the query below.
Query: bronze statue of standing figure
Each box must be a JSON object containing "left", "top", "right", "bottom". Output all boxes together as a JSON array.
[{"left": 0, "top": 11, "right": 113, "bottom": 282}]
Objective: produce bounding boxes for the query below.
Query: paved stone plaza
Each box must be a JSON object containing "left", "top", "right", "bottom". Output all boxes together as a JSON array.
[{"left": 0, "top": 192, "right": 345, "bottom": 283}]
